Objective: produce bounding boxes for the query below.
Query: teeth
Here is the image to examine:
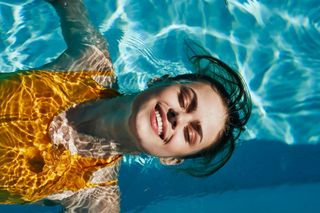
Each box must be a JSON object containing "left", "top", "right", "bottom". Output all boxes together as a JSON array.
[{"left": 155, "top": 110, "right": 163, "bottom": 136}]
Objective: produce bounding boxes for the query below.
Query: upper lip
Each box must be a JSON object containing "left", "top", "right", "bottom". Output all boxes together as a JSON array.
[{"left": 156, "top": 103, "right": 167, "bottom": 141}]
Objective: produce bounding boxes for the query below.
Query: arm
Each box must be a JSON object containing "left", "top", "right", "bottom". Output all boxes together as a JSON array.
[
  {"left": 44, "top": 165, "right": 121, "bottom": 213},
  {"left": 39, "top": 0, "right": 113, "bottom": 72},
  {"left": 57, "top": 161, "right": 121, "bottom": 213},
  {"left": 60, "top": 185, "right": 120, "bottom": 213}
]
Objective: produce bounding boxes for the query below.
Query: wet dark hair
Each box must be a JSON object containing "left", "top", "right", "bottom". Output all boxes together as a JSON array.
[{"left": 148, "top": 40, "right": 252, "bottom": 177}]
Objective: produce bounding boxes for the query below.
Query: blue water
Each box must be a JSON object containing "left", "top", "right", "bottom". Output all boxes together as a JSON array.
[{"left": 0, "top": 0, "right": 319, "bottom": 212}]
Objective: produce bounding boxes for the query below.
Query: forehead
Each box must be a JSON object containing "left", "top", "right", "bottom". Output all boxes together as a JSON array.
[{"left": 184, "top": 81, "right": 227, "bottom": 148}]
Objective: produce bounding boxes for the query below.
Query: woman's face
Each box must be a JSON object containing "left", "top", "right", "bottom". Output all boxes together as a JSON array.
[{"left": 129, "top": 80, "right": 227, "bottom": 158}]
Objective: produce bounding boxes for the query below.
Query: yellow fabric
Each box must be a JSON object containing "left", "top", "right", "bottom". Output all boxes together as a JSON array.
[{"left": 0, "top": 70, "right": 121, "bottom": 204}]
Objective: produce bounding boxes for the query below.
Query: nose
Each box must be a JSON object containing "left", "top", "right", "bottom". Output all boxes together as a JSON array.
[
  {"left": 167, "top": 108, "right": 177, "bottom": 129},
  {"left": 167, "top": 108, "right": 193, "bottom": 130}
]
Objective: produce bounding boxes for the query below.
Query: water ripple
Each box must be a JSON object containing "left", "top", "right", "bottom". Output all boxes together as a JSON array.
[{"left": 0, "top": 0, "right": 319, "bottom": 145}]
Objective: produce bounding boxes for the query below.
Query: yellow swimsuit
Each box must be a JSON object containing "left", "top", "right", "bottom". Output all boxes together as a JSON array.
[{"left": 0, "top": 70, "right": 121, "bottom": 204}]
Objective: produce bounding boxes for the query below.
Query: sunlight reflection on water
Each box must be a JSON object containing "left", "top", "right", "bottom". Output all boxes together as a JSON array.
[{"left": 0, "top": 0, "right": 319, "bottom": 148}]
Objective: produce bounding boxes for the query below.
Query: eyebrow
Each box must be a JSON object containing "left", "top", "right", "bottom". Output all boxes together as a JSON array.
[
  {"left": 186, "top": 86, "right": 203, "bottom": 143},
  {"left": 192, "top": 122, "right": 203, "bottom": 144}
]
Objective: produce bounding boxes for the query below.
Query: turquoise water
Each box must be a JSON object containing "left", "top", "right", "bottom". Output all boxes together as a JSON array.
[{"left": 0, "top": 0, "right": 319, "bottom": 212}]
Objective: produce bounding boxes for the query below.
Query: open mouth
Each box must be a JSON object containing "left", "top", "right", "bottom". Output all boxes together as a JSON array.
[{"left": 150, "top": 103, "right": 167, "bottom": 140}]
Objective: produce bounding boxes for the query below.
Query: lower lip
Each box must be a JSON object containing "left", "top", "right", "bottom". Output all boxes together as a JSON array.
[{"left": 150, "top": 108, "right": 158, "bottom": 136}]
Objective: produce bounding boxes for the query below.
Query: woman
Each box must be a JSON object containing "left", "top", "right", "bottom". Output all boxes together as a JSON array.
[{"left": 0, "top": 0, "right": 251, "bottom": 212}]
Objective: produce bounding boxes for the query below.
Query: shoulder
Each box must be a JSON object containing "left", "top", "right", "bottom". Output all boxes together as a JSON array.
[
  {"left": 73, "top": 44, "right": 113, "bottom": 72},
  {"left": 38, "top": 44, "right": 114, "bottom": 75},
  {"left": 90, "top": 159, "right": 121, "bottom": 185}
]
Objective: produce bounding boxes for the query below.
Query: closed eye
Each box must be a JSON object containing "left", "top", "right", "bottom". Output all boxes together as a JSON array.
[
  {"left": 178, "top": 86, "right": 197, "bottom": 112},
  {"left": 184, "top": 125, "right": 197, "bottom": 146}
]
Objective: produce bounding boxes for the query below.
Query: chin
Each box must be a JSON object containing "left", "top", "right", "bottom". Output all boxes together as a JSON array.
[{"left": 128, "top": 105, "right": 151, "bottom": 153}]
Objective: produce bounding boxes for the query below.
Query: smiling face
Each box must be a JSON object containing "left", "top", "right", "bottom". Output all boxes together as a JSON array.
[{"left": 129, "top": 80, "right": 227, "bottom": 158}]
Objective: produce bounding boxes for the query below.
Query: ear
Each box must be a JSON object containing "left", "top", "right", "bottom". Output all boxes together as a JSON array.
[{"left": 159, "top": 157, "right": 184, "bottom": 166}]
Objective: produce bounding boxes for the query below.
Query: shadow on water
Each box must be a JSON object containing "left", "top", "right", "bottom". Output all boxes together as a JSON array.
[
  {"left": 0, "top": 139, "right": 318, "bottom": 212},
  {"left": 120, "top": 139, "right": 320, "bottom": 212}
]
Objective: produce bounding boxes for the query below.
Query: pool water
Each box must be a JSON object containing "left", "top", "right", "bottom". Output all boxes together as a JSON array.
[{"left": 0, "top": 0, "right": 319, "bottom": 212}]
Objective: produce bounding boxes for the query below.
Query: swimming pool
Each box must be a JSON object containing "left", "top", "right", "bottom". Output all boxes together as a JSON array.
[{"left": 0, "top": 0, "right": 319, "bottom": 212}]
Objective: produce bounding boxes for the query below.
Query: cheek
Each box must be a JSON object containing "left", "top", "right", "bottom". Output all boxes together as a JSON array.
[
  {"left": 166, "top": 133, "right": 188, "bottom": 153},
  {"left": 168, "top": 132, "right": 206, "bottom": 156}
]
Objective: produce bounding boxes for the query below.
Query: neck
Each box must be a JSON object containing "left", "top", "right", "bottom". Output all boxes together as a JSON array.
[{"left": 66, "top": 95, "right": 140, "bottom": 155}]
